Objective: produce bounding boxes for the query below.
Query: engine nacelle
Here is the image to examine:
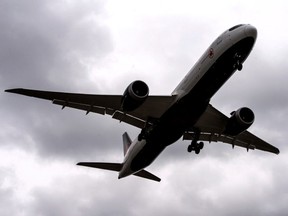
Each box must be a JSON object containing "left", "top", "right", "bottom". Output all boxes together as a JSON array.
[
  {"left": 224, "top": 107, "right": 255, "bottom": 136},
  {"left": 121, "top": 80, "right": 149, "bottom": 112}
]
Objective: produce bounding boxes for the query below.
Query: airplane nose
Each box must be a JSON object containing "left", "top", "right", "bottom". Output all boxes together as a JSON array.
[{"left": 245, "top": 25, "right": 257, "bottom": 39}]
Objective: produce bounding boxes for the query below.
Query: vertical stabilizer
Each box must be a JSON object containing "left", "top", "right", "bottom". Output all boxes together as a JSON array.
[{"left": 122, "top": 132, "right": 132, "bottom": 156}]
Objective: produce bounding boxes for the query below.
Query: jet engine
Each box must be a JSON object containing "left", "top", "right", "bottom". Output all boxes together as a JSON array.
[
  {"left": 224, "top": 107, "right": 255, "bottom": 136},
  {"left": 121, "top": 80, "right": 149, "bottom": 112}
]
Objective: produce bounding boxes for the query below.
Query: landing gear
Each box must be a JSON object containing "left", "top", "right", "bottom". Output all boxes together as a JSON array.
[
  {"left": 233, "top": 53, "right": 243, "bottom": 71},
  {"left": 187, "top": 141, "right": 204, "bottom": 154},
  {"left": 187, "top": 130, "right": 204, "bottom": 154},
  {"left": 138, "top": 130, "right": 145, "bottom": 141},
  {"left": 138, "top": 119, "right": 157, "bottom": 141},
  {"left": 187, "top": 144, "right": 193, "bottom": 153},
  {"left": 138, "top": 121, "right": 150, "bottom": 141}
]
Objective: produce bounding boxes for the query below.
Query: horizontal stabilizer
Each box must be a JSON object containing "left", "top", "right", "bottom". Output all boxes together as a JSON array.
[
  {"left": 77, "top": 162, "right": 161, "bottom": 182},
  {"left": 77, "top": 162, "right": 122, "bottom": 172},
  {"left": 134, "top": 170, "right": 161, "bottom": 182}
]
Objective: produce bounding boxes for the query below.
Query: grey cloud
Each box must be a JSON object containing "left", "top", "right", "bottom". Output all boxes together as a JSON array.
[
  {"left": 2, "top": 151, "right": 286, "bottom": 216},
  {"left": 1, "top": 93, "right": 131, "bottom": 160},
  {"left": 0, "top": 0, "right": 113, "bottom": 90},
  {"left": 0, "top": 188, "right": 19, "bottom": 216},
  {"left": 28, "top": 174, "right": 155, "bottom": 216},
  {"left": 0, "top": 0, "right": 117, "bottom": 159}
]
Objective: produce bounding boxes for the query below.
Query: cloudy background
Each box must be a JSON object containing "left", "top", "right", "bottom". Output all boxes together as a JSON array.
[{"left": 1, "top": 0, "right": 288, "bottom": 215}]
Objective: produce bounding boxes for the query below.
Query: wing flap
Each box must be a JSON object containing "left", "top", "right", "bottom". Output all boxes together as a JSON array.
[
  {"left": 112, "top": 111, "right": 145, "bottom": 128},
  {"left": 53, "top": 99, "right": 106, "bottom": 115},
  {"left": 53, "top": 100, "right": 146, "bottom": 128}
]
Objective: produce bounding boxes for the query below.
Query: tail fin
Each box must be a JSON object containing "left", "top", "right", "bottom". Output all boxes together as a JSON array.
[{"left": 122, "top": 132, "right": 132, "bottom": 156}]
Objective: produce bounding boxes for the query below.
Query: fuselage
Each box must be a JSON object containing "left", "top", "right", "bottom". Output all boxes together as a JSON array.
[{"left": 119, "top": 24, "right": 257, "bottom": 179}]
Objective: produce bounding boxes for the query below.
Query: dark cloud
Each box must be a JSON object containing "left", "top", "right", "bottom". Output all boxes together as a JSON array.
[
  {"left": 0, "top": 0, "right": 117, "bottom": 158},
  {"left": 0, "top": 0, "right": 113, "bottom": 90}
]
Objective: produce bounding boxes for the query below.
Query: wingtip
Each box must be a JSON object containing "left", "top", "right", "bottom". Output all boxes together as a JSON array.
[
  {"left": 5, "top": 88, "right": 22, "bottom": 93},
  {"left": 4, "top": 89, "right": 12, "bottom": 93}
]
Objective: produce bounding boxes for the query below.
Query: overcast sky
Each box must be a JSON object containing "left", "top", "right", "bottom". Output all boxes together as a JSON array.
[{"left": 1, "top": 0, "right": 288, "bottom": 215}]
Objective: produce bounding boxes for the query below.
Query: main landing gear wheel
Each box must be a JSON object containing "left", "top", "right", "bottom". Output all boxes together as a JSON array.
[
  {"left": 187, "top": 144, "right": 193, "bottom": 153},
  {"left": 187, "top": 141, "right": 204, "bottom": 154}
]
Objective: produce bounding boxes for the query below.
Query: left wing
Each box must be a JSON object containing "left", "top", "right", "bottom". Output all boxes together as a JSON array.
[
  {"left": 183, "top": 104, "right": 280, "bottom": 154},
  {"left": 5, "top": 88, "right": 175, "bottom": 128}
]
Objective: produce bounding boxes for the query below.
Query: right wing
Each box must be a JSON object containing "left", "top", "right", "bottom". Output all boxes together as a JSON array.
[
  {"left": 5, "top": 88, "right": 175, "bottom": 128},
  {"left": 183, "top": 104, "right": 280, "bottom": 154}
]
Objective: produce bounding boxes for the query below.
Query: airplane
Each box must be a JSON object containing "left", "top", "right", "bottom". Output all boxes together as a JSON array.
[{"left": 5, "top": 24, "right": 280, "bottom": 182}]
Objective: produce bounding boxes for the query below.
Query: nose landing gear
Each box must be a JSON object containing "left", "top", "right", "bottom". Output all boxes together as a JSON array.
[
  {"left": 233, "top": 53, "right": 243, "bottom": 71},
  {"left": 235, "top": 61, "right": 243, "bottom": 71}
]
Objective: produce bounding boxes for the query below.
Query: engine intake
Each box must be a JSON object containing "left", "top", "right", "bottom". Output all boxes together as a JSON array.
[
  {"left": 224, "top": 107, "right": 255, "bottom": 136},
  {"left": 121, "top": 80, "right": 149, "bottom": 112}
]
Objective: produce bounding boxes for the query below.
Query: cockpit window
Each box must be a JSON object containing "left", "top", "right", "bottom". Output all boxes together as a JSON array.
[{"left": 229, "top": 24, "right": 244, "bottom": 31}]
